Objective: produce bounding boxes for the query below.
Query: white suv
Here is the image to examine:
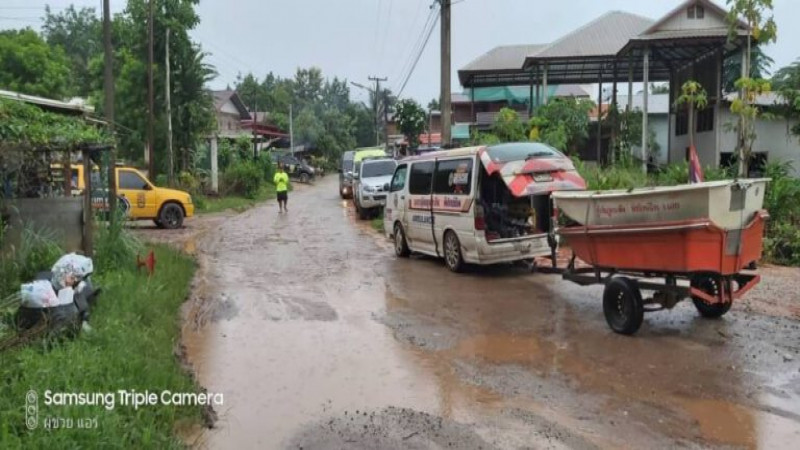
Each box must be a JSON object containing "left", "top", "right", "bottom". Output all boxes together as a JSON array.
[{"left": 353, "top": 158, "right": 397, "bottom": 220}]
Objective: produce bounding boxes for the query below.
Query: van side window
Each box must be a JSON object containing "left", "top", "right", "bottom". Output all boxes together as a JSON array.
[
  {"left": 409, "top": 162, "right": 434, "bottom": 195},
  {"left": 434, "top": 158, "right": 473, "bottom": 195},
  {"left": 390, "top": 165, "right": 408, "bottom": 192}
]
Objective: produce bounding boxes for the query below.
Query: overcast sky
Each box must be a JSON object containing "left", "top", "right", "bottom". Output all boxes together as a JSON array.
[{"left": 2, "top": 0, "right": 798, "bottom": 106}]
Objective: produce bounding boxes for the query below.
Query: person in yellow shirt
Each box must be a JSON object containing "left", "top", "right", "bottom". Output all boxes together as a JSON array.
[{"left": 273, "top": 164, "right": 290, "bottom": 213}]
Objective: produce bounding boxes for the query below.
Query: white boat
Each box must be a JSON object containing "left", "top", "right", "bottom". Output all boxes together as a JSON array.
[{"left": 552, "top": 179, "right": 769, "bottom": 230}]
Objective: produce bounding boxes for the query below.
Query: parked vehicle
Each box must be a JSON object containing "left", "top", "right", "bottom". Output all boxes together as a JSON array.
[
  {"left": 339, "top": 150, "right": 356, "bottom": 198},
  {"left": 353, "top": 158, "right": 397, "bottom": 220},
  {"left": 383, "top": 142, "right": 586, "bottom": 272},
  {"left": 271, "top": 153, "right": 316, "bottom": 183},
  {"left": 69, "top": 164, "right": 194, "bottom": 229},
  {"left": 352, "top": 147, "right": 388, "bottom": 175}
]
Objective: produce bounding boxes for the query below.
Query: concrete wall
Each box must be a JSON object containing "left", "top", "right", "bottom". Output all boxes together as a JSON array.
[
  {"left": 669, "top": 117, "right": 718, "bottom": 167},
  {"left": 719, "top": 109, "right": 800, "bottom": 176},
  {"left": 2, "top": 198, "right": 84, "bottom": 253},
  {"left": 631, "top": 115, "right": 670, "bottom": 165}
]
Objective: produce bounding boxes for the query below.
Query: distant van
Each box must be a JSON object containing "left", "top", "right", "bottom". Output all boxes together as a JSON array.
[
  {"left": 383, "top": 142, "right": 586, "bottom": 272},
  {"left": 339, "top": 150, "right": 356, "bottom": 198}
]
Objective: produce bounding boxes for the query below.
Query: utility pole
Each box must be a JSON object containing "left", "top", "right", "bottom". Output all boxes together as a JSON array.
[
  {"left": 382, "top": 89, "right": 390, "bottom": 151},
  {"left": 368, "top": 76, "right": 387, "bottom": 147},
  {"left": 102, "top": 0, "right": 116, "bottom": 222},
  {"left": 147, "top": 0, "right": 155, "bottom": 178},
  {"left": 252, "top": 84, "right": 258, "bottom": 159},
  {"left": 440, "top": 0, "right": 452, "bottom": 146},
  {"left": 165, "top": 28, "right": 174, "bottom": 185},
  {"left": 289, "top": 104, "right": 294, "bottom": 156}
]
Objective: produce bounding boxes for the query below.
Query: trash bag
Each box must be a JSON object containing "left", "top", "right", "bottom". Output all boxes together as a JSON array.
[
  {"left": 16, "top": 304, "right": 80, "bottom": 337},
  {"left": 20, "top": 280, "right": 61, "bottom": 308},
  {"left": 51, "top": 253, "right": 94, "bottom": 291}
]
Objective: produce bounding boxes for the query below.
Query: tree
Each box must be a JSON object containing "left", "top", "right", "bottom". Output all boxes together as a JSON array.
[
  {"left": 772, "top": 59, "right": 800, "bottom": 139},
  {"left": 42, "top": 5, "right": 102, "bottom": 97},
  {"left": 723, "top": 46, "right": 774, "bottom": 93},
  {"left": 0, "top": 29, "right": 72, "bottom": 99},
  {"left": 88, "top": 0, "right": 216, "bottom": 174},
  {"left": 529, "top": 97, "right": 594, "bottom": 154},
  {"left": 394, "top": 99, "right": 426, "bottom": 148},
  {"left": 492, "top": 108, "right": 526, "bottom": 142},
  {"left": 675, "top": 80, "right": 709, "bottom": 152},
  {"left": 428, "top": 98, "right": 440, "bottom": 111},
  {"left": 614, "top": 109, "right": 660, "bottom": 166},
  {"left": 650, "top": 83, "right": 669, "bottom": 95},
  {"left": 726, "top": 0, "right": 778, "bottom": 176}
]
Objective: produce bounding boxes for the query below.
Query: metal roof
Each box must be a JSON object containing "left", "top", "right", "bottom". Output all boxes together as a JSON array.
[
  {"left": 530, "top": 11, "right": 653, "bottom": 60},
  {"left": 460, "top": 1, "right": 748, "bottom": 88},
  {"left": 458, "top": 44, "right": 547, "bottom": 87},
  {"left": 0, "top": 89, "right": 95, "bottom": 115}
]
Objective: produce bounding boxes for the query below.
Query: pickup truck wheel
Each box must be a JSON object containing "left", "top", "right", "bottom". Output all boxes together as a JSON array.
[
  {"left": 300, "top": 172, "right": 310, "bottom": 183},
  {"left": 443, "top": 231, "right": 465, "bottom": 273},
  {"left": 153, "top": 219, "right": 164, "bottom": 229},
  {"left": 159, "top": 203, "right": 184, "bottom": 229},
  {"left": 357, "top": 204, "right": 369, "bottom": 220}
]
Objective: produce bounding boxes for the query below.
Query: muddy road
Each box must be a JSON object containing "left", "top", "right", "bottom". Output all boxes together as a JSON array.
[{"left": 176, "top": 177, "right": 800, "bottom": 449}]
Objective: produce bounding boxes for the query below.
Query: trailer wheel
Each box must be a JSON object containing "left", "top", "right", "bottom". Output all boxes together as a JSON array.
[
  {"left": 691, "top": 275, "right": 732, "bottom": 318},
  {"left": 603, "top": 277, "right": 644, "bottom": 335}
]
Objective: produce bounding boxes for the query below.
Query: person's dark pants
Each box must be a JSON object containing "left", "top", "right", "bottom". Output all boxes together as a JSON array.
[{"left": 277, "top": 191, "right": 288, "bottom": 209}]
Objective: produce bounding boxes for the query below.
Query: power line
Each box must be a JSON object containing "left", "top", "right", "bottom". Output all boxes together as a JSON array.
[
  {"left": 393, "top": 4, "right": 437, "bottom": 94},
  {"left": 378, "top": 0, "right": 393, "bottom": 73},
  {"left": 396, "top": 5, "right": 439, "bottom": 97}
]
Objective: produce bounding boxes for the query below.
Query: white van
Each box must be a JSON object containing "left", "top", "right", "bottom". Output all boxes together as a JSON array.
[{"left": 383, "top": 142, "right": 586, "bottom": 272}]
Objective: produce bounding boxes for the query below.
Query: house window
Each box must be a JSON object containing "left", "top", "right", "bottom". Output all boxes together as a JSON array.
[
  {"left": 676, "top": 111, "right": 688, "bottom": 136},
  {"left": 687, "top": 5, "right": 704, "bottom": 19},
  {"left": 720, "top": 152, "right": 768, "bottom": 177},
  {"left": 697, "top": 108, "right": 714, "bottom": 133}
]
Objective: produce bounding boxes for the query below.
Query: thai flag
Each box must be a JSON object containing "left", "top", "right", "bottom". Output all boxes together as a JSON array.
[{"left": 688, "top": 145, "right": 704, "bottom": 184}]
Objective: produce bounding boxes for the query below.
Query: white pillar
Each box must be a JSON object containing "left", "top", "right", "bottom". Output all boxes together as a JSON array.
[
  {"left": 628, "top": 56, "right": 634, "bottom": 112},
  {"left": 542, "top": 64, "right": 549, "bottom": 105},
  {"left": 210, "top": 136, "right": 219, "bottom": 194},
  {"left": 641, "top": 48, "right": 650, "bottom": 173}
]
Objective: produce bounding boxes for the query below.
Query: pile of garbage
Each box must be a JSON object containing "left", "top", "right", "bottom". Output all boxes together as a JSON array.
[{"left": 16, "top": 253, "right": 99, "bottom": 338}]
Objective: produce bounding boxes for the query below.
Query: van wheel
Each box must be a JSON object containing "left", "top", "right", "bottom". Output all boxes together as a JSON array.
[
  {"left": 300, "top": 172, "right": 310, "bottom": 183},
  {"left": 443, "top": 231, "right": 464, "bottom": 273},
  {"left": 394, "top": 223, "right": 410, "bottom": 257},
  {"left": 159, "top": 203, "right": 184, "bottom": 229}
]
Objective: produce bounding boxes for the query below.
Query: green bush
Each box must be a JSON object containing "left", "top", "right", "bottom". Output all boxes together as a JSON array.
[
  {"left": 177, "top": 171, "right": 199, "bottom": 192},
  {"left": 94, "top": 210, "right": 143, "bottom": 275},
  {"left": 222, "top": 161, "right": 263, "bottom": 199},
  {"left": 256, "top": 153, "right": 276, "bottom": 183},
  {"left": 0, "top": 223, "right": 63, "bottom": 298},
  {"left": 764, "top": 221, "right": 800, "bottom": 265}
]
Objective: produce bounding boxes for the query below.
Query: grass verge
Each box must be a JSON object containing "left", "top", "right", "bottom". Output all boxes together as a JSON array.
[
  {"left": 371, "top": 213, "right": 384, "bottom": 233},
  {"left": 195, "top": 184, "right": 276, "bottom": 214},
  {"left": 0, "top": 245, "right": 203, "bottom": 448}
]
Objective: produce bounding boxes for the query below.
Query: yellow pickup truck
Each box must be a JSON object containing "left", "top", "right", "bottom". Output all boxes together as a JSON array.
[{"left": 68, "top": 165, "right": 194, "bottom": 229}]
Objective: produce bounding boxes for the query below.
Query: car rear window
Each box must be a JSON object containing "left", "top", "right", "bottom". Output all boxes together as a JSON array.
[
  {"left": 361, "top": 160, "right": 396, "bottom": 178},
  {"left": 342, "top": 160, "right": 354, "bottom": 171},
  {"left": 486, "top": 143, "right": 563, "bottom": 163}
]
